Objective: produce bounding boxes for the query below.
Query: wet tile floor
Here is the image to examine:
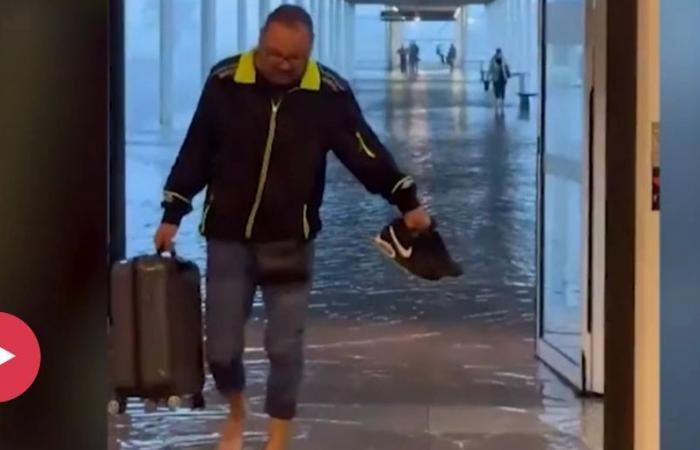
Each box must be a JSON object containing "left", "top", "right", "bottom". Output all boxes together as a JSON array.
[{"left": 110, "top": 79, "right": 603, "bottom": 450}]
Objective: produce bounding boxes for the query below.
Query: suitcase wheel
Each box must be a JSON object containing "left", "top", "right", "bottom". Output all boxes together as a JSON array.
[
  {"left": 144, "top": 398, "right": 159, "bottom": 413},
  {"left": 191, "top": 393, "right": 205, "bottom": 410},
  {"left": 108, "top": 396, "right": 127, "bottom": 415},
  {"left": 167, "top": 395, "right": 182, "bottom": 411}
]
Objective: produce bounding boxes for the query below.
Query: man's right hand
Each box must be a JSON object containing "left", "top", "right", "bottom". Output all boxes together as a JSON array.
[{"left": 154, "top": 223, "right": 179, "bottom": 253}]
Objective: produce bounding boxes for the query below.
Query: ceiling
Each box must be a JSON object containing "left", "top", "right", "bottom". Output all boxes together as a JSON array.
[
  {"left": 349, "top": 0, "right": 493, "bottom": 6},
  {"left": 348, "top": 1, "right": 493, "bottom": 22},
  {"left": 380, "top": 8, "right": 459, "bottom": 21}
]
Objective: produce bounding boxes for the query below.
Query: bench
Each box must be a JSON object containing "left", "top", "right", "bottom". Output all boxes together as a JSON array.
[{"left": 517, "top": 92, "right": 538, "bottom": 112}]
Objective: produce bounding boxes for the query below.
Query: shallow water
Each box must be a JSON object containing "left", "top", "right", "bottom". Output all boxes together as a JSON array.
[{"left": 110, "top": 78, "right": 602, "bottom": 450}]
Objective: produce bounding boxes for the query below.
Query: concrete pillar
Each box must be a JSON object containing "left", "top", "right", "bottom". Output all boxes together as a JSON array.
[
  {"left": 386, "top": 21, "right": 393, "bottom": 71},
  {"left": 387, "top": 21, "right": 403, "bottom": 72},
  {"left": 520, "top": 0, "right": 528, "bottom": 78},
  {"left": 331, "top": 0, "right": 340, "bottom": 68},
  {"left": 259, "top": 0, "right": 271, "bottom": 27},
  {"left": 530, "top": 0, "right": 539, "bottom": 87},
  {"left": 159, "top": 0, "right": 174, "bottom": 127},
  {"left": 507, "top": 0, "right": 515, "bottom": 68},
  {"left": 308, "top": 0, "right": 318, "bottom": 58},
  {"left": 237, "top": 0, "right": 248, "bottom": 52},
  {"left": 328, "top": 0, "right": 335, "bottom": 66},
  {"left": 345, "top": 1, "right": 355, "bottom": 80},
  {"left": 338, "top": 0, "right": 344, "bottom": 69},
  {"left": 201, "top": 0, "right": 217, "bottom": 84},
  {"left": 317, "top": 0, "right": 327, "bottom": 62},
  {"left": 336, "top": 0, "right": 344, "bottom": 73},
  {"left": 455, "top": 7, "right": 467, "bottom": 71}
]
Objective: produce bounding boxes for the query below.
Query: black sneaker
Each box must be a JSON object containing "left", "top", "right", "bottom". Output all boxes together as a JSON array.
[{"left": 373, "top": 218, "right": 463, "bottom": 281}]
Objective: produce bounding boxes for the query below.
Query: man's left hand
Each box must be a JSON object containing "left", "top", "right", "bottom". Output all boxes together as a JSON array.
[{"left": 403, "top": 206, "right": 432, "bottom": 232}]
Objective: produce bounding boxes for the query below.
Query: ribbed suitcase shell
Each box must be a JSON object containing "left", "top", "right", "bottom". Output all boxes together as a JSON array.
[{"left": 109, "top": 254, "right": 204, "bottom": 401}]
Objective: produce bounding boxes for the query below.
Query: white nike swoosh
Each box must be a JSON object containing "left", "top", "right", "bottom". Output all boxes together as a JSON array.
[
  {"left": 389, "top": 226, "right": 413, "bottom": 259},
  {"left": 374, "top": 236, "right": 396, "bottom": 259}
]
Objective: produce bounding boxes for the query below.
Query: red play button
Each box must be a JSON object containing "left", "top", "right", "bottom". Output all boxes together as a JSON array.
[{"left": 0, "top": 312, "right": 41, "bottom": 403}]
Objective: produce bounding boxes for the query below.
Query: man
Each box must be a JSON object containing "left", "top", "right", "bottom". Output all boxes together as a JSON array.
[
  {"left": 153, "top": 6, "right": 430, "bottom": 450},
  {"left": 488, "top": 48, "right": 511, "bottom": 115},
  {"left": 397, "top": 44, "right": 408, "bottom": 74},
  {"left": 408, "top": 41, "right": 420, "bottom": 75},
  {"left": 436, "top": 44, "right": 445, "bottom": 65},
  {"left": 446, "top": 43, "right": 457, "bottom": 73}
]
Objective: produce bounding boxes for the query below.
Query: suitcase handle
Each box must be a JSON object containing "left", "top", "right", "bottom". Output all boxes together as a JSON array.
[{"left": 157, "top": 248, "right": 177, "bottom": 258}]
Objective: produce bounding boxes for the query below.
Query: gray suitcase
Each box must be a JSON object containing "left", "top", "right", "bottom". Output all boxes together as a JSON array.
[{"left": 108, "top": 252, "right": 205, "bottom": 414}]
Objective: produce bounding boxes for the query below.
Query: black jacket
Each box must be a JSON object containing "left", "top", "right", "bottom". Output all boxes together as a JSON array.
[{"left": 161, "top": 52, "right": 419, "bottom": 243}]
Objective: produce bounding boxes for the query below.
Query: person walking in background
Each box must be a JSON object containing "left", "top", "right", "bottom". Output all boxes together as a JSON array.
[
  {"left": 409, "top": 41, "right": 420, "bottom": 76},
  {"left": 154, "top": 5, "right": 431, "bottom": 450},
  {"left": 397, "top": 44, "right": 408, "bottom": 74},
  {"left": 436, "top": 44, "right": 445, "bottom": 65},
  {"left": 489, "top": 48, "right": 511, "bottom": 115},
  {"left": 446, "top": 43, "right": 457, "bottom": 73}
]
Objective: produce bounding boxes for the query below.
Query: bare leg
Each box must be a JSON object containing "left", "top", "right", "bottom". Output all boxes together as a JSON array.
[
  {"left": 264, "top": 418, "right": 292, "bottom": 450},
  {"left": 217, "top": 392, "right": 246, "bottom": 450}
]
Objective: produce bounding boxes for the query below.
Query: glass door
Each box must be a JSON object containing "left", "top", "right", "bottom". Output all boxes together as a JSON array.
[{"left": 536, "top": 0, "right": 588, "bottom": 390}]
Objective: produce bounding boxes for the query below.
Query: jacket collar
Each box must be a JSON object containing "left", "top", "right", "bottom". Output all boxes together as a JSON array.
[{"left": 234, "top": 50, "right": 321, "bottom": 91}]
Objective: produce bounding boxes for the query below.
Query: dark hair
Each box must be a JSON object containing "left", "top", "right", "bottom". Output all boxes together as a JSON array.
[{"left": 264, "top": 5, "right": 314, "bottom": 36}]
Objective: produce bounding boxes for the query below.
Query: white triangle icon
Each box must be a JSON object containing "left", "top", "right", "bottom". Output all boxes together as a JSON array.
[{"left": 0, "top": 346, "right": 16, "bottom": 366}]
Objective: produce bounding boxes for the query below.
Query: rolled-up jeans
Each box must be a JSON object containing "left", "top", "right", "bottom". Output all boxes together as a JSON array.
[{"left": 205, "top": 239, "right": 314, "bottom": 420}]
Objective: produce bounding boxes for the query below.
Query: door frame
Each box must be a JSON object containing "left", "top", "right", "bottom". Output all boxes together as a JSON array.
[
  {"left": 602, "top": 0, "right": 637, "bottom": 445},
  {"left": 583, "top": 0, "right": 607, "bottom": 396},
  {"left": 535, "top": 0, "right": 590, "bottom": 393},
  {"left": 536, "top": 0, "right": 637, "bottom": 447}
]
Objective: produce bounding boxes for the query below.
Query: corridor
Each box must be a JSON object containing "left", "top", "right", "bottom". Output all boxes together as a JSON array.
[{"left": 109, "top": 78, "right": 602, "bottom": 450}]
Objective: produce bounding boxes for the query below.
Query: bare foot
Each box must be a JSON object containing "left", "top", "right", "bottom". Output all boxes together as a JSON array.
[
  {"left": 217, "top": 393, "right": 246, "bottom": 450},
  {"left": 263, "top": 418, "right": 292, "bottom": 450}
]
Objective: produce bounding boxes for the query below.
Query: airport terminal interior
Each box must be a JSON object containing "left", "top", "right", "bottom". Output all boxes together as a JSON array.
[{"left": 108, "top": 1, "right": 605, "bottom": 448}]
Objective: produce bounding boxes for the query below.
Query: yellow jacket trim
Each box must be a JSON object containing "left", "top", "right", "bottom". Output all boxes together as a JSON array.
[
  {"left": 391, "top": 176, "right": 415, "bottom": 194},
  {"left": 245, "top": 99, "right": 282, "bottom": 238},
  {"left": 356, "top": 132, "right": 376, "bottom": 159},
  {"left": 234, "top": 51, "right": 256, "bottom": 84},
  {"left": 303, "top": 204, "right": 310, "bottom": 239},
  {"left": 234, "top": 50, "right": 321, "bottom": 91},
  {"left": 163, "top": 190, "right": 191, "bottom": 205},
  {"left": 199, "top": 200, "right": 212, "bottom": 235}
]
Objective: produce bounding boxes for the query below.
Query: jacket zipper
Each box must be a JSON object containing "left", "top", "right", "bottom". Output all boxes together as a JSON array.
[
  {"left": 246, "top": 89, "right": 301, "bottom": 239},
  {"left": 303, "top": 204, "right": 310, "bottom": 240}
]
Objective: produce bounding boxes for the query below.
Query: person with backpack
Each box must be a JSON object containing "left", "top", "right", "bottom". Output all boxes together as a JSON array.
[{"left": 489, "top": 48, "right": 511, "bottom": 115}]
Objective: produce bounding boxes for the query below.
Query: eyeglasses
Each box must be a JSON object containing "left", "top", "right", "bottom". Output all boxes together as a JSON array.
[{"left": 260, "top": 47, "right": 306, "bottom": 66}]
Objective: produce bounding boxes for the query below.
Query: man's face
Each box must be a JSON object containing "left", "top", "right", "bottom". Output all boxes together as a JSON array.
[{"left": 256, "top": 21, "right": 313, "bottom": 86}]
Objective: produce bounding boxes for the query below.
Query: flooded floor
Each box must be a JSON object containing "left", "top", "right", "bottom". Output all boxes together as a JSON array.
[{"left": 110, "top": 78, "right": 603, "bottom": 449}]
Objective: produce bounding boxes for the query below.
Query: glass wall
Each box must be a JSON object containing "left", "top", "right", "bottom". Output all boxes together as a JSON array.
[{"left": 539, "top": 0, "right": 586, "bottom": 364}]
